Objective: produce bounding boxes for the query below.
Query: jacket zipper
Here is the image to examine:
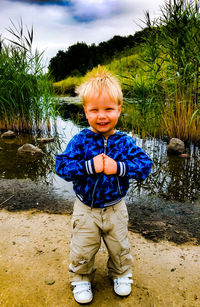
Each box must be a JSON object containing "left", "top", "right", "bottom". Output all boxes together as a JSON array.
[
  {"left": 117, "top": 177, "right": 121, "bottom": 195},
  {"left": 91, "top": 137, "right": 108, "bottom": 207},
  {"left": 91, "top": 136, "right": 121, "bottom": 207},
  {"left": 104, "top": 137, "right": 121, "bottom": 195},
  {"left": 104, "top": 139, "right": 107, "bottom": 154}
]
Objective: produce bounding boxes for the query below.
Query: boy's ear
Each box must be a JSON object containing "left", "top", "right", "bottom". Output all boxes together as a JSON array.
[{"left": 118, "top": 104, "right": 122, "bottom": 114}]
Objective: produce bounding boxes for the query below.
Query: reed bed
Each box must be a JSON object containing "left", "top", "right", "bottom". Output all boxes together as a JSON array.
[
  {"left": 162, "top": 94, "right": 200, "bottom": 142},
  {"left": 0, "top": 19, "right": 57, "bottom": 133}
]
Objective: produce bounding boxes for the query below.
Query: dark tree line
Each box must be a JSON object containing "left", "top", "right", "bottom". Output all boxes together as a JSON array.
[{"left": 48, "top": 29, "right": 149, "bottom": 81}]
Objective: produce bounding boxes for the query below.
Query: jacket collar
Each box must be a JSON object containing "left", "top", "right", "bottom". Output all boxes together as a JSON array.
[{"left": 82, "top": 128, "right": 124, "bottom": 139}]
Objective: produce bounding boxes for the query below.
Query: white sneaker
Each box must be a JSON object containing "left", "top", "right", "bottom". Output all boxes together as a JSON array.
[
  {"left": 113, "top": 274, "right": 133, "bottom": 296},
  {"left": 71, "top": 281, "right": 93, "bottom": 304}
]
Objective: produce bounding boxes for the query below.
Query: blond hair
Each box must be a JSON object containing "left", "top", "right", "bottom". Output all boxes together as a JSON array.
[{"left": 76, "top": 65, "right": 123, "bottom": 105}]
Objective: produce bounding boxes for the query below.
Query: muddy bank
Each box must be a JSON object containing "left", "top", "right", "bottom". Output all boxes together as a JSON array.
[
  {"left": 0, "top": 178, "right": 200, "bottom": 245},
  {"left": 127, "top": 196, "right": 200, "bottom": 244},
  {"left": 0, "top": 179, "right": 73, "bottom": 214}
]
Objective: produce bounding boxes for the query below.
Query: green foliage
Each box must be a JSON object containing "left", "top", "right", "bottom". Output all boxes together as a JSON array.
[
  {"left": 162, "top": 94, "right": 200, "bottom": 141},
  {"left": 139, "top": 1, "right": 200, "bottom": 102},
  {"left": 48, "top": 31, "right": 147, "bottom": 81},
  {"left": 53, "top": 76, "right": 84, "bottom": 96},
  {"left": 107, "top": 53, "right": 140, "bottom": 92},
  {"left": 119, "top": 100, "right": 163, "bottom": 138},
  {"left": 158, "top": 0, "right": 200, "bottom": 98},
  {"left": 116, "top": 0, "right": 200, "bottom": 141},
  {"left": 142, "top": 0, "right": 200, "bottom": 141},
  {"left": 0, "top": 19, "right": 57, "bottom": 133}
]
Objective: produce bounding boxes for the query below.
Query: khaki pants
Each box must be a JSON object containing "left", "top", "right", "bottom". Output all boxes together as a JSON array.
[{"left": 69, "top": 198, "right": 133, "bottom": 282}]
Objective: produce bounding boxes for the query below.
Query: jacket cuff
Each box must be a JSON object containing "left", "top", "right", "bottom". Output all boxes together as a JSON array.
[
  {"left": 85, "top": 159, "right": 96, "bottom": 175},
  {"left": 117, "top": 161, "right": 126, "bottom": 177}
]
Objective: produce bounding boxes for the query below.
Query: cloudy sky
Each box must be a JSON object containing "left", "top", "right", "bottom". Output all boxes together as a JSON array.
[{"left": 0, "top": 0, "right": 165, "bottom": 64}]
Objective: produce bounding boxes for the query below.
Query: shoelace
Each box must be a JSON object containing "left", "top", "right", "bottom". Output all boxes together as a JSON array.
[{"left": 71, "top": 282, "right": 91, "bottom": 294}]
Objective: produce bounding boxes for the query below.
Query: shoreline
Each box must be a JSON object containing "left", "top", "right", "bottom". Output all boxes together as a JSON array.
[
  {"left": 1, "top": 178, "right": 200, "bottom": 245},
  {"left": 0, "top": 209, "right": 200, "bottom": 306}
]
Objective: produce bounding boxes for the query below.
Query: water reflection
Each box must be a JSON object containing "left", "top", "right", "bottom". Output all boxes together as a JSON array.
[
  {"left": 0, "top": 133, "right": 57, "bottom": 183},
  {"left": 128, "top": 138, "right": 200, "bottom": 202},
  {"left": 0, "top": 98, "right": 200, "bottom": 203}
]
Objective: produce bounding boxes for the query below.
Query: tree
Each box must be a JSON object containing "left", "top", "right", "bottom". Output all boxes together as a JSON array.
[{"left": 48, "top": 30, "right": 147, "bottom": 81}]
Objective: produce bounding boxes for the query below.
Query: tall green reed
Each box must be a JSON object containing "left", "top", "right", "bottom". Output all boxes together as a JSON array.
[
  {"left": 131, "top": 0, "right": 200, "bottom": 141},
  {"left": 0, "top": 19, "right": 57, "bottom": 133}
]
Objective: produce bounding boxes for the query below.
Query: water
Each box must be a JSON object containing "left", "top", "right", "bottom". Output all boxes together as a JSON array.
[{"left": 0, "top": 97, "right": 200, "bottom": 204}]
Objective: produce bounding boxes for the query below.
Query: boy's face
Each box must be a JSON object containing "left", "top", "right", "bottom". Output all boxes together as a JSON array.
[{"left": 84, "top": 90, "right": 121, "bottom": 139}]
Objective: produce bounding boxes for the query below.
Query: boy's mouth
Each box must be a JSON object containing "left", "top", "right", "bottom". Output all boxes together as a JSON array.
[{"left": 97, "top": 122, "right": 109, "bottom": 126}]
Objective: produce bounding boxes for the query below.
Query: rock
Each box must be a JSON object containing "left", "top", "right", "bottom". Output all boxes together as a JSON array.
[
  {"left": 1, "top": 130, "right": 16, "bottom": 139},
  {"left": 0, "top": 147, "right": 3, "bottom": 151},
  {"left": 18, "top": 144, "right": 44, "bottom": 155},
  {"left": 179, "top": 153, "right": 190, "bottom": 158},
  {"left": 37, "top": 137, "right": 54, "bottom": 143},
  {"left": 45, "top": 278, "right": 55, "bottom": 285},
  {"left": 36, "top": 249, "right": 44, "bottom": 255},
  {"left": 167, "top": 138, "right": 185, "bottom": 155}
]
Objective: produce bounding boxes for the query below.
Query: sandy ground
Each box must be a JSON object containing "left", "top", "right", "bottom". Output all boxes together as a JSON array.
[{"left": 0, "top": 209, "right": 200, "bottom": 307}]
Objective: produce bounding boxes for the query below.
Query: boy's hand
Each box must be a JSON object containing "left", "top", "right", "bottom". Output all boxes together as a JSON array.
[
  {"left": 93, "top": 154, "right": 104, "bottom": 173},
  {"left": 103, "top": 154, "right": 117, "bottom": 175}
]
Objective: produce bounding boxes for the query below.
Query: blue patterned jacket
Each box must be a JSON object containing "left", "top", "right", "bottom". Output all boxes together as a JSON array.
[{"left": 55, "top": 129, "right": 153, "bottom": 208}]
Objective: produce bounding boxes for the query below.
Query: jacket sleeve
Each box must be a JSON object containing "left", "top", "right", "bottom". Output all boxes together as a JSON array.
[
  {"left": 116, "top": 137, "right": 153, "bottom": 181},
  {"left": 55, "top": 135, "right": 95, "bottom": 181}
]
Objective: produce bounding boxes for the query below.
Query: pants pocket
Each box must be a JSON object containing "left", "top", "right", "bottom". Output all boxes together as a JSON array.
[
  {"left": 71, "top": 213, "right": 87, "bottom": 232},
  {"left": 71, "top": 198, "right": 88, "bottom": 232}
]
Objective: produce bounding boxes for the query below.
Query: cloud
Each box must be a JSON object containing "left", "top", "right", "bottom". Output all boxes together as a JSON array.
[
  {"left": 9, "top": 0, "right": 70, "bottom": 5},
  {"left": 69, "top": 0, "right": 123, "bottom": 22},
  {"left": 7, "top": 0, "right": 163, "bottom": 24},
  {"left": 0, "top": 0, "right": 165, "bottom": 63},
  {"left": 9, "top": 0, "right": 124, "bottom": 22}
]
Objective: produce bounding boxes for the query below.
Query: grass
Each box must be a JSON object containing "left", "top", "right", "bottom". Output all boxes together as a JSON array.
[
  {"left": 53, "top": 75, "right": 84, "bottom": 96},
  {"left": 162, "top": 94, "right": 200, "bottom": 142},
  {"left": 119, "top": 99, "right": 164, "bottom": 139},
  {"left": 0, "top": 19, "right": 57, "bottom": 133}
]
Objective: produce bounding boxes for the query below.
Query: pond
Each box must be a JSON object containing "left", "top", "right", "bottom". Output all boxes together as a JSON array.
[{"left": 0, "top": 97, "right": 200, "bottom": 243}]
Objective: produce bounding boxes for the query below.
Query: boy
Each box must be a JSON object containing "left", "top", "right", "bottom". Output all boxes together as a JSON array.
[{"left": 55, "top": 66, "right": 152, "bottom": 304}]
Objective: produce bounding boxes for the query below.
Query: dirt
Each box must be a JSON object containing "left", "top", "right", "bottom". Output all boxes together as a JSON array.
[
  {"left": 0, "top": 209, "right": 199, "bottom": 307},
  {"left": 0, "top": 179, "right": 200, "bottom": 306},
  {"left": 1, "top": 178, "right": 200, "bottom": 245}
]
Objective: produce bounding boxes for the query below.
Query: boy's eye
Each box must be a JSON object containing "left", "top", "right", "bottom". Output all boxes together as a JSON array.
[
  {"left": 90, "top": 109, "right": 97, "bottom": 112},
  {"left": 106, "top": 108, "right": 113, "bottom": 111}
]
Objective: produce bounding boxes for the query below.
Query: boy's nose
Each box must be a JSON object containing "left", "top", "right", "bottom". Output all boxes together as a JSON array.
[{"left": 98, "top": 111, "right": 106, "bottom": 118}]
